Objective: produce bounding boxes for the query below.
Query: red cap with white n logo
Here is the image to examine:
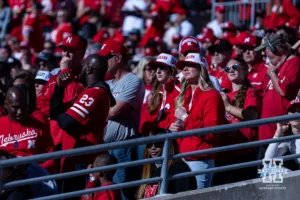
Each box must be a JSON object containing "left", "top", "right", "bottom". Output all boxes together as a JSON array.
[{"left": 58, "top": 35, "right": 86, "bottom": 50}]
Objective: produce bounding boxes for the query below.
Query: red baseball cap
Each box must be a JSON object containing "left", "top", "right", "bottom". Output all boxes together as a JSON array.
[
  {"left": 58, "top": 35, "right": 86, "bottom": 50},
  {"left": 197, "top": 32, "right": 215, "bottom": 43},
  {"left": 97, "top": 39, "right": 128, "bottom": 56},
  {"left": 216, "top": 5, "right": 225, "bottom": 13},
  {"left": 172, "top": 33, "right": 183, "bottom": 43},
  {"left": 242, "top": 35, "right": 262, "bottom": 48},
  {"left": 179, "top": 36, "right": 201, "bottom": 55},
  {"left": 222, "top": 31, "right": 236, "bottom": 40},
  {"left": 229, "top": 32, "right": 251, "bottom": 45},
  {"left": 144, "top": 47, "right": 156, "bottom": 56},
  {"left": 221, "top": 22, "right": 236, "bottom": 30},
  {"left": 287, "top": 98, "right": 300, "bottom": 113}
]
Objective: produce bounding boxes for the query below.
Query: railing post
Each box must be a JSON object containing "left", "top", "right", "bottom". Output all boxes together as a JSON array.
[
  {"left": 250, "top": 0, "right": 255, "bottom": 28},
  {"left": 211, "top": 0, "right": 216, "bottom": 22},
  {"left": 160, "top": 139, "right": 169, "bottom": 194}
]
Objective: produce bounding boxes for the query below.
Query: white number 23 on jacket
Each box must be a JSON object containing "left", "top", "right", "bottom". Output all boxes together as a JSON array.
[{"left": 79, "top": 94, "right": 94, "bottom": 107}]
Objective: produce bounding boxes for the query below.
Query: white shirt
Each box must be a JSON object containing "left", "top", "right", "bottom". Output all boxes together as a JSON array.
[
  {"left": 265, "top": 137, "right": 300, "bottom": 164},
  {"left": 179, "top": 20, "right": 194, "bottom": 37},
  {"left": 121, "top": 0, "right": 147, "bottom": 36},
  {"left": 207, "top": 19, "right": 223, "bottom": 38}
]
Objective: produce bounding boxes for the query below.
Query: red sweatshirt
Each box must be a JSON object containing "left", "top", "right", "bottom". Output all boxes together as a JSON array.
[
  {"left": 264, "top": 0, "right": 300, "bottom": 29},
  {"left": 36, "top": 69, "right": 85, "bottom": 145},
  {"left": 139, "top": 79, "right": 180, "bottom": 135},
  {"left": 172, "top": 86, "right": 225, "bottom": 160},
  {"left": 81, "top": 182, "right": 121, "bottom": 200}
]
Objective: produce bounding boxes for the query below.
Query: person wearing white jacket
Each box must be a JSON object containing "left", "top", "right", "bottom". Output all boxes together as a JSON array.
[{"left": 265, "top": 98, "right": 300, "bottom": 166}]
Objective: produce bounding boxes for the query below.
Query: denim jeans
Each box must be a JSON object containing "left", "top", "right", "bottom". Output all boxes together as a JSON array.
[{"left": 185, "top": 159, "right": 215, "bottom": 189}]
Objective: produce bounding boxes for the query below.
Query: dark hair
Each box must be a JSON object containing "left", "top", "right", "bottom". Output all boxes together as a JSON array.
[
  {"left": 0, "top": 61, "right": 10, "bottom": 77},
  {"left": 0, "top": 0, "right": 9, "bottom": 8},
  {"left": 44, "top": 40, "right": 56, "bottom": 52},
  {"left": 12, "top": 72, "right": 36, "bottom": 114},
  {"left": 230, "top": 58, "right": 253, "bottom": 108},
  {"left": 1, "top": 44, "right": 12, "bottom": 56}
]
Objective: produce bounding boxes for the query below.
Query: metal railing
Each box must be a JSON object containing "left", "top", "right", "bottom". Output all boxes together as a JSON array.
[
  {"left": 211, "top": 0, "right": 268, "bottom": 28},
  {"left": 1, "top": 113, "right": 300, "bottom": 199}
]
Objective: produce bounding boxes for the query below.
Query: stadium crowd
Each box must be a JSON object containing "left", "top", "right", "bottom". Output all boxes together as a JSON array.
[{"left": 1, "top": 0, "right": 300, "bottom": 199}]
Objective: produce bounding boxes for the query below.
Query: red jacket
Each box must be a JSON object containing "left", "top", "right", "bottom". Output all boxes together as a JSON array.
[
  {"left": 173, "top": 87, "right": 225, "bottom": 160},
  {"left": 36, "top": 69, "right": 85, "bottom": 145},
  {"left": 140, "top": 79, "right": 180, "bottom": 135},
  {"left": 264, "top": 0, "right": 300, "bottom": 29}
]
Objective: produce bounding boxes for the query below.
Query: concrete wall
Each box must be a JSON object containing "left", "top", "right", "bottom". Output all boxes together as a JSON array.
[{"left": 150, "top": 170, "right": 300, "bottom": 200}]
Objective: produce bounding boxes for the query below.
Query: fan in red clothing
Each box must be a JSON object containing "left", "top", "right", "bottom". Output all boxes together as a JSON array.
[
  {"left": 197, "top": 28, "right": 215, "bottom": 65},
  {"left": 229, "top": 31, "right": 251, "bottom": 59},
  {"left": 93, "top": 22, "right": 125, "bottom": 44},
  {"left": 50, "top": 9, "right": 73, "bottom": 48},
  {"left": 220, "top": 21, "right": 236, "bottom": 40},
  {"left": 169, "top": 52, "right": 225, "bottom": 189},
  {"left": 264, "top": 0, "right": 300, "bottom": 30},
  {"left": 22, "top": 2, "right": 44, "bottom": 53},
  {"left": 50, "top": 54, "right": 116, "bottom": 193},
  {"left": 37, "top": 35, "right": 87, "bottom": 147},
  {"left": 241, "top": 34, "right": 268, "bottom": 97},
  {"left": 0, "top": 87, "right": 54, "bottom": 171},
  {"left": 255, "top": 33, "right": 300, "bottom": 142},
  {"left": 215, "top": 58, "right": 261, "bottom": 185},
  {"left": 140, "top": 1, "right": 166, "bottom": 46},
  {"left": 139, "top": 53, "right": 180, "bottom": 136},
  {"left": 208, "top": 39, "right": 233, "bottom": 92}
]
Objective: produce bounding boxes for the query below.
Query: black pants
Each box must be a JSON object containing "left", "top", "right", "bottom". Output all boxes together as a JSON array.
[
  {"left": 62, "top": 175, "right": 87, "bottom": 200},
  {"left": 213, "top": 150, "right": 258, "bottom": 186}
]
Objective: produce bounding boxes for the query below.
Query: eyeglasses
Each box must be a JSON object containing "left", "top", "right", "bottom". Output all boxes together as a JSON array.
[
  {"left": 146, "top": 142, "right": 164, "bottom": 148},
  {"left": 224, "top": 64, "right": 240, "bottom": 73}
]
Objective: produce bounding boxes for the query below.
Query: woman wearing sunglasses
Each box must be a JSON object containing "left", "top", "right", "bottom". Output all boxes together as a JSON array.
[
  {"left": 136, "top": 128, "right": 196, "bottom": 199},
  {"left": 169, "top": 53, "right": 225, "bottom": 189},
  {"left": 139, "top": 53, "right": 180, "bottom": 136},
  {"left": 264, "top": 98, "right": 300, "bottom": 168},
  {"left": 214, "top": 58, "right": 261, "bottom": 185}
]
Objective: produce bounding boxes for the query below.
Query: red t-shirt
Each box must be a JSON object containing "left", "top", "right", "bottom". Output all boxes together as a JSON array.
[
  {"left": 247, "top": 61, "right": 268, "bottom": 97},
  {"left": 61, "top": 86, "right": 110, "bottom": 172},
  {"left": 22, "top": 13, "right": 44, "bottom": 52},
  {"left": 0, "top": 115, "right": 53, "bottom": 157},
  {"left": 259, "top": 56, "right": 300, "bottom": 140},
  {"left": 217, "top": 88, "right": 261, "bottom": 161},
  {"left": 82, "top": 182, "right": 121, "bottom": 200}
]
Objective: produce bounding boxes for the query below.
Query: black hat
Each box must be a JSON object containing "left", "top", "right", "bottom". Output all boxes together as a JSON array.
[
  {"left": 208, "top": 39, "right": 232, "bottom": 54},
  {"left": 35, "top": 52, "right": 56, "bottom": 63}
]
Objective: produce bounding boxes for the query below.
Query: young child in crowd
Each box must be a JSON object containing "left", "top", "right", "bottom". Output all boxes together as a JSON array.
[{"left": 81, "top": 154, "right": 121, "bottom": 200}]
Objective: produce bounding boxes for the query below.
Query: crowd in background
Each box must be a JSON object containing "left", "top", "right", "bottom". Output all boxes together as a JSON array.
[{"left": 1, "top": 0, "right": 300, "bottom": 200}]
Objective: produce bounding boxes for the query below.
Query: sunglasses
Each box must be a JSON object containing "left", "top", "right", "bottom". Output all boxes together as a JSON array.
[
  {"left": 224, "top": 64, "right": 240, "bottom": 73},
  {"left": 146, "top": 142, "right": 164, "bottom": 148},
  {"left": 241, "top": 46, "right": 254, "bottom": 52}
]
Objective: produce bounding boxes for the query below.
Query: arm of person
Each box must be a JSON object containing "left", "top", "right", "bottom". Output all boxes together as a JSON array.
[
  {"left": 265, "top": 140, "right": 288, "bottom": 159},
  {"left": 57, "top": 88, "right": 109, "bottom": 139},
  {"left": 49, "top": 85, "right": 65, "bottom": 119},
  {"left": 76, "top": 0, "right": 90, "bottom": 19},
  {"left": 108, "top": 77, "right": 144, "bottom": 120}
]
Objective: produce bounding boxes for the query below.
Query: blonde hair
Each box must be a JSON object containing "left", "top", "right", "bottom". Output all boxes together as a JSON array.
[
  {"left": 133, "top": 56, "right": 156, "bottom": 81},
  {"left": 176, "top": 65, "right": 214, "bottom": 108},
  {"left": 136, "top": 130, "right": 179, "bottom": 199}
]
